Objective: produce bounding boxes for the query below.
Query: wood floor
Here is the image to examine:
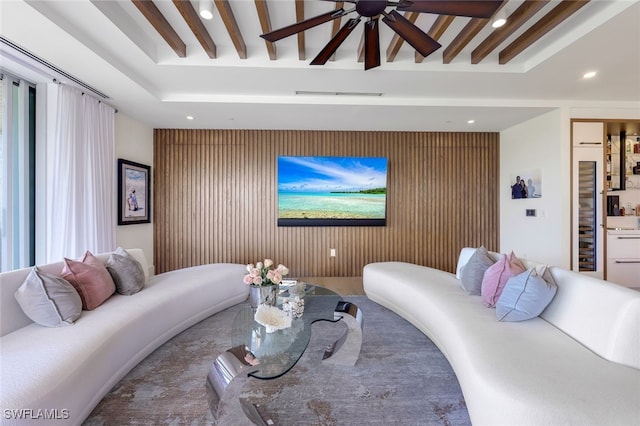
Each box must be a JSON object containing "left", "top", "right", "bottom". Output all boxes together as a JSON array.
[{"left": 297, "top": 277, "right": 365, "bottom": 296}]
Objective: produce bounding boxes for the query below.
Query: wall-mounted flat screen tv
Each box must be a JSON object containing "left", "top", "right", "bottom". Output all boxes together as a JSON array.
[{"left": 277, "top": 156, "right": 388, "bottom": 227}]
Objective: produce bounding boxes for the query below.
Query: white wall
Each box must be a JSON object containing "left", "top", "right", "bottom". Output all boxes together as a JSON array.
[
  {"left": 500, "top": 109, "right": 570, "bottom": 267},
  {"left": 115, "top": 113, "right": 154, "bottom": 274}
]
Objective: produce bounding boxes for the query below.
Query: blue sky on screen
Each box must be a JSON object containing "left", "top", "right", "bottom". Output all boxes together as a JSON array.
[{"left": 278, "top": 156, "right": 387, "bottom": 193}]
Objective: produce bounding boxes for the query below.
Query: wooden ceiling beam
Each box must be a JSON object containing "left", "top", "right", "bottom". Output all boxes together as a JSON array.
[
  {"left": 330, "top": 1, "right": 344, "bottom": 61},
  {"left": 472, "top": 0, "right": 550, "bottom": 64},
  {"left": 131, "top": 0, "right": 186, "bottom": 57},
  {"left": 172, "top": 0, "right": 216, "bottom": 59},
  {"left": 386, "top": 12, "right": 419, "bottom": 62},
  {"left": 499, "top": 0, "right": 589, "bottom": 64},
  {"left": 213, "top": 0, "right": 247, "bottom": 59},
  {"left": 442, "top": 1, "right": 507, "bottom": 64},
  {"left": 254, "top": 0, "right": 276, "bottom": 60},
  {"left": 415, "top": 14, "right": 454, "bottom": 63},
  {"left": 295, "top": 0, "right": 305, "bottom": 60}
]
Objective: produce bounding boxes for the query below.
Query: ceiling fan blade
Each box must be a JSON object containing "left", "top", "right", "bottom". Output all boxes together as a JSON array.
[
  {"left": 382, "top": 10, "right": 441, "bottom": 58},
  {"left": 397, "top": 0, "right": 503, "bottom": 19},
  {"left": 364, "top": 18, "right": 381, "bottom": 70},
  {"left": 261, "top": 9, "right": 347, "bottom": 42},
  {"left": 310, "top": 17, "right": 361, "bottom": 65}
]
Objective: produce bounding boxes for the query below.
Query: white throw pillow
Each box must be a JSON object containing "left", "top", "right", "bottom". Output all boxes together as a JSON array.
[{"left": 15, "top": 267, "right": 82, "bottom": 327}]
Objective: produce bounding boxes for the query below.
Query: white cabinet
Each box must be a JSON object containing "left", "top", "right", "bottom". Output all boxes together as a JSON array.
[
  {"left": 572, "top": 122, "right": 605, "bottom": 278},
  {"left": 573, "top": 122, "right": 606, "bottom": 147},
  {"left": 606, "top": 231, "right": 640, "bottom": 287}
]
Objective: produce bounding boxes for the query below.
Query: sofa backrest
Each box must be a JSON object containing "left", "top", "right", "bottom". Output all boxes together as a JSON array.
[
  {"left": 457, "top": 247, "right": 640, "bottom": 370},
  {"left": 0, "top": 249, "right": 148, "bottom": 337},
  {"left": 542, "top": 267, "right": 640, "bottom": 370}
]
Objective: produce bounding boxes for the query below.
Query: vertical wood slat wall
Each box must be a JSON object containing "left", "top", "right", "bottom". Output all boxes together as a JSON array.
[{"left": 154, "top": 129, "right": 499, "bottom": 276}]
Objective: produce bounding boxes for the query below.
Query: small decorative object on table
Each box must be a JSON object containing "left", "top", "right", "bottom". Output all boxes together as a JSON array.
[
  {"left": 282, "top": 295, "right": 305, "bottom": 318},
  {"left": 243, "top": 258, "right": 289, "bottom": 309},
  {"left": 254, "top": 304, "right": 292, "bottom": 333}
]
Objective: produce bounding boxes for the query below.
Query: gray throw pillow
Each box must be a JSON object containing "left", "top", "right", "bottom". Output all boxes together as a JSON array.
[
  {"left": 106, "top": 247, "right": 145, "bottom": 295},
  {"left": 459, "top": 245, "right": 495, "bottom": 295},
  {"left": 15, "top": 267, "right": 82, "bottom": 327}
]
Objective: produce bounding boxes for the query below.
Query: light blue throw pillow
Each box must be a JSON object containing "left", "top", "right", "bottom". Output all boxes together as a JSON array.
[{"left": 496, "top": 267, "right": 557, "bottom": 322}]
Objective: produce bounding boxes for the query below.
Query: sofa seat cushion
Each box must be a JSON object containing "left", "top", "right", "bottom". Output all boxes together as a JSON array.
[
  {"left": 364, "top": 262, "right": 640, "bottom": 426},
  {"left": 0, "top": 263, "right": 248, "bottom": 425}
]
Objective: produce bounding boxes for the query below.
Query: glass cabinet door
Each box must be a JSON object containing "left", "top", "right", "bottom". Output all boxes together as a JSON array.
[{"left": 577, "top": 161, "right": 597, "bottom": 271}]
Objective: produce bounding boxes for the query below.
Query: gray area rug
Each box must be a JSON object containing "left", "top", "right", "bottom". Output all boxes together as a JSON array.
[{"left": 84, "top": 297, "right": 469, "bottom": 425}]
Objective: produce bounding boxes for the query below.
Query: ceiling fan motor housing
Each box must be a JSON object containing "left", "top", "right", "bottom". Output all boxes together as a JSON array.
[{"left": 356, "top": 0, "right": 388, "bottom": 17}]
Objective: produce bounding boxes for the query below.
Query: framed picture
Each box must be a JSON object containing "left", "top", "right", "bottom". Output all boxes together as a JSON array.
[
  {"left": 510, "top": 168, "right": 542, "bottom": 199},
  {"left": 118, "top": 159, "right": 151, "bottom": 225}
]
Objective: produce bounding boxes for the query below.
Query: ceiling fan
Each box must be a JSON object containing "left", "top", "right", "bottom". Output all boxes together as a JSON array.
[{"left": 261, "top": 0, "right": 503, "bottom": 70}]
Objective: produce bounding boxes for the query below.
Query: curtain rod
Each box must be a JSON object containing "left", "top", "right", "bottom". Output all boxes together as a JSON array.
[{"left": 1, "top": 36, "right": 111, "bottom": 100}]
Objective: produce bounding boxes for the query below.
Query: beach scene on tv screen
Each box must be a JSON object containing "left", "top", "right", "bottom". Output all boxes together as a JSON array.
[{"left": 278, "top": 156, "right": 387, "bottom": 219}]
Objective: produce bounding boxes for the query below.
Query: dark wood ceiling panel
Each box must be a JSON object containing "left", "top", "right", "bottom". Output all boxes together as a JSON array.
[
  {"left": 132, "top": 0, "right": 187, "bottom": 57},
  {"left": 255, "top": 0, "right": 276, "bottom": 60},
  {"left": 214, "top": 0, "right": 247, "bottom": 59},
  {"left": 471, "top": 0, "right": 549, "bottom": 64},
  {"left": 499, "top": 0, "right": 590, "bottom": 64},
  {"left": 172, "top": 0, "right": 216, "bottom": 59}
]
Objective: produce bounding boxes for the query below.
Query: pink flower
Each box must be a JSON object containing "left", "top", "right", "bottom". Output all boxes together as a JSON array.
[
  {"left": 243, "top": 258, "right": 289, "bottom": 286},
  {"left": 276, "top": 264, "right": 289, "bottom": 275}
]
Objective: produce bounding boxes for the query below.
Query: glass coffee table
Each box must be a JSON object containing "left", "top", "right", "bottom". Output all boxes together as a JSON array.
[{"left": 206, "top": 284, "right": 362, "bottom": 423}]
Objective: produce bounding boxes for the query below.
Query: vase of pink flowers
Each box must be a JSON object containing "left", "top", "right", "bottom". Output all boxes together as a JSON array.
[{"left": 244, "top": 259, "right": 289, "bottom": 309}]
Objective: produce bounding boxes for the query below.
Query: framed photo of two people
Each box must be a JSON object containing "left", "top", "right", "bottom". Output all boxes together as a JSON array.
[{"left": 511, "top": 169, "right": 542, "bottom": 199}]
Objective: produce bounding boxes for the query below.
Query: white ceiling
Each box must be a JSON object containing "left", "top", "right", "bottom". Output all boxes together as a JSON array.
[{"left": 1, "top": 0, "right": 639, "bottom": 131}]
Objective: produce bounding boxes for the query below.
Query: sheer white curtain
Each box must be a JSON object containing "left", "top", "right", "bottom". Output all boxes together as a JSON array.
[{"left": 45, "top": 84, "right": 116, "bottom": 262}]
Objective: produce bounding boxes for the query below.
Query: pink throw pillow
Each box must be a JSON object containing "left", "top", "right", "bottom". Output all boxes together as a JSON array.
[
  {"left": 481, "top": 252, "right": 525, "bottom": 308},
  {"left": 62, "top": 251, "right": 116, "bottom": 310}
]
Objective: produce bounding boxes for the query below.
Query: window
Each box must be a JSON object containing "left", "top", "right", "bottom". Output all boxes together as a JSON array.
[{"left": 0, "top": 73, "right": 36, "bottom": 271}]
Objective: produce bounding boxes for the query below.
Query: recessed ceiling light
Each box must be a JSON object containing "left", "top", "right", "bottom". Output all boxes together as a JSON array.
[
  {"left": 467, "top": 119, "right": 475, "bottom": 124},
  {"left": 491, "top": 10, "right": 507, "bottom": 28},
  {"left": 583, "top": 71, "right": 597, "bottom": 79},
  {"left": 186, "top": 115, "right": 194, "bottom": 120},
  {"left": 492, "top": 17, "right": 506, "bottom": 28},
  {"left": 199, "top": 0, "right": 213, "bottom": 20}
]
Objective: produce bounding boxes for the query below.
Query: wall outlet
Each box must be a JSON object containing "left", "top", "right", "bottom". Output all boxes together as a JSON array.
[
  {"left": 330, "top": 248, "right": 336, "bottom": 257},
  {"left": 526, "top": 209, "right": 537, "bottom": 217}
]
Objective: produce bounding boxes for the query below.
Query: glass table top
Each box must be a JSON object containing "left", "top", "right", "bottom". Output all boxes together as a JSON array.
[{"left": 230, "top": 284, "right": 342, "bottom": 380}]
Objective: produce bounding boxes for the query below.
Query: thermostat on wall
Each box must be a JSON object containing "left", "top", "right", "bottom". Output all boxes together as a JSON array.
[{"left": 526, "top": 209, "right": 537, "bottom": 217}]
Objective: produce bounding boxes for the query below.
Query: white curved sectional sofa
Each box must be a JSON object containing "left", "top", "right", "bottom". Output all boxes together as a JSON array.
[
  {"left": 0, "top": 249, "right": 248, "bottom": 425},
  {"left": 364, "top": 248, "right": 640, "bottom": 426}
]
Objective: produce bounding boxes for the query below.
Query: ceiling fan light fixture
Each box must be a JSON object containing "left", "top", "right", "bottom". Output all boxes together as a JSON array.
[{"left": 199, "top": 0, "right": 213, "bottom": 20}]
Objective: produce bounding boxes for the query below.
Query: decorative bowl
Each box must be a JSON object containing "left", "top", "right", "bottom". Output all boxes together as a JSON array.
[{"left": 254, "top": 304, "right": 292, "bottom": 333}]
